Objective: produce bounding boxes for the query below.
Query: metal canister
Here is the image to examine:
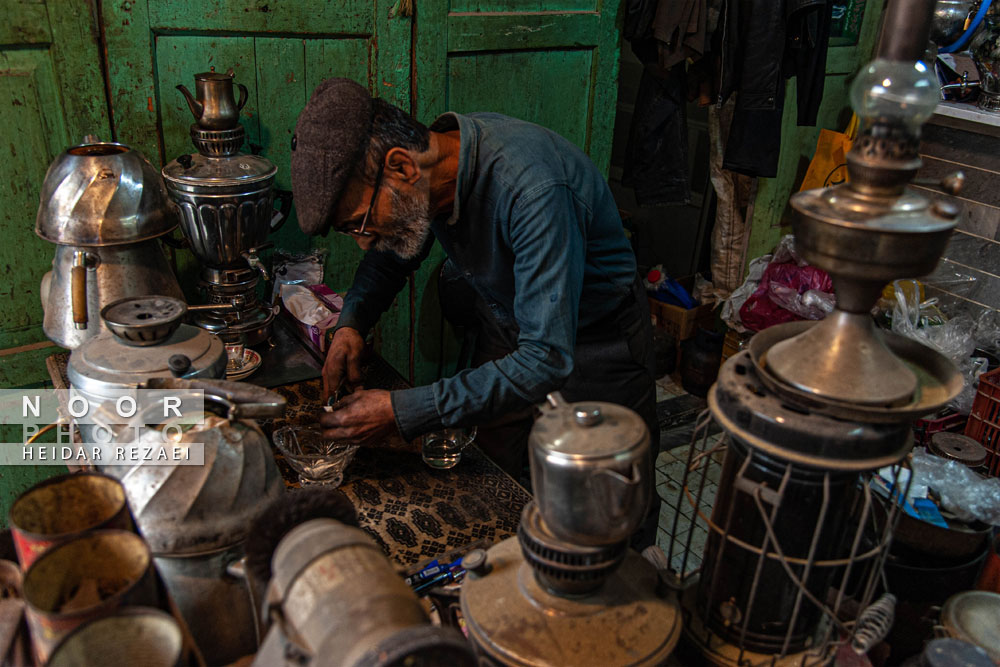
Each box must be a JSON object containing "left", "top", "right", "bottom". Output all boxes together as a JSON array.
[
  {"left": 22, "top": 530, "right": 160, "bottom": 662},
  {"left": 9, "top": 472, "right": 135, "bottom": 570},
  {"left": 528, "top": 392, "right": 651, "bottom": 545},
  {"left": 47, "top": 607, "right": 184, "bottom": 667},
  {"left": 256, "top": 518, "right": 474, "bottom": 667}
]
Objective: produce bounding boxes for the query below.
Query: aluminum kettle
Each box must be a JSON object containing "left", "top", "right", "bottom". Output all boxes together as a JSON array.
[
  {"left": 177, "top": 69, "right": 249, "bottom": 130},
  {"left": 528, "top": 392, "right": 651, "bottom": 546}
]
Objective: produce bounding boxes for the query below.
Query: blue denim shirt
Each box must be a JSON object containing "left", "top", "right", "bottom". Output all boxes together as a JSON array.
[{"left": 337, "top": 112, "right": 637, "bottom": 440}]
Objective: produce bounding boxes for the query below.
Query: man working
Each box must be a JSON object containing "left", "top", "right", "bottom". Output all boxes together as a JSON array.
[{"left": 291, "top": 78, "right": 660, "bottom": 544}]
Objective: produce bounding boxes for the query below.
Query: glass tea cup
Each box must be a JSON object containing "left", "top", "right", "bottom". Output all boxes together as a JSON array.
[
  {"left": 272, "top": 425, "right": 359, "bottom": 487},
  {"left": 225, "top": 343, "right": 246, "bottom": 371},
  {"left": 421, "top": 427, "right": 478, "bottom": 470}
]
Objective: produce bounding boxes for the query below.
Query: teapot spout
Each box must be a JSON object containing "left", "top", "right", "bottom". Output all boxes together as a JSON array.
[{"left": 176, "top": 84, "right": 203, "bottom": 121}]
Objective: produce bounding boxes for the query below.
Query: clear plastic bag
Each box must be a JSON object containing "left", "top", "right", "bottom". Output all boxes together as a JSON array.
[
  {"left": 721, "top": 253, "right": 771, "bottom": 333},
  {"left": 890, "top": 281, "right": 982, "bottom": 413},
  {"left": 911, "top": 450, "right": 1000, "bottom": 525},
  {"left": 271, "top": 248, "right": 328, "bottom": 302},
  {"left": 973, "top": 308, "right": 1000, "bottom": 355}
]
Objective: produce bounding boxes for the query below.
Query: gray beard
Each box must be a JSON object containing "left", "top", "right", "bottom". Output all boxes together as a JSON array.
[{"left": 376, "top": 186, "right": 432, "bottom": 260}]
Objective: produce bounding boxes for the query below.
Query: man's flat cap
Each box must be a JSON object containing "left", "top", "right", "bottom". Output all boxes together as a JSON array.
[{"left": 291, "top": 78, "right": 374, "bottom": 236}]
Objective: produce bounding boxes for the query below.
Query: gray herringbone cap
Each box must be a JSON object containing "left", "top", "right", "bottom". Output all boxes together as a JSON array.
[{"left": 291, "top": 78, "right": 373, "bottom": 236}]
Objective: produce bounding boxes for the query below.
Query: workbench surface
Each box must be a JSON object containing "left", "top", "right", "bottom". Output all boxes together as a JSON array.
[{"left": 48, "top": 350, "right": 531, "bottom": 567}]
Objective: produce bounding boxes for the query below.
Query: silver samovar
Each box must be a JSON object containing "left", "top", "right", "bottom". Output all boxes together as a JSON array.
[
  {"left": 36, "top": 141, "right": 185, "bottom": 349},
  {"left": 162, "top": 69, "right": 290, "bottom": 346}
]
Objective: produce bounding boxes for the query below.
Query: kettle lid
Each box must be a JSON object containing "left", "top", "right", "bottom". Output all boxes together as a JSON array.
[
  {"left": 162, "top": 151, "right": 277, "bottom": 187},
  {"left": 68, "top": 324, "right": 225, "bottom": 395},
  {"left": 529, "top": 392, "right": 648, "bottom": 460}
]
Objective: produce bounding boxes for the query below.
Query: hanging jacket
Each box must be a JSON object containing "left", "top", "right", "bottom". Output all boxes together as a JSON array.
[{"left": 719, "top": 0, "right": 832, "bottom": 177}]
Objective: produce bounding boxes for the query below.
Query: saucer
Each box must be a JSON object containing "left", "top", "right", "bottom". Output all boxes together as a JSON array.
[{"left": 226, "top": 348, "right": 262, "bottom": 380}]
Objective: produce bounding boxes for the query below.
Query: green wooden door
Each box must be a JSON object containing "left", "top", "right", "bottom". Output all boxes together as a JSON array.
[
  {"left": 409, "top": 0, "right": 623, "bottom": 384},
  {"left": 101, "top": 0, "right": 414, "bottom": 375},
  {"left": 0, "top": 0, "right": 110, "bottom": 386}
]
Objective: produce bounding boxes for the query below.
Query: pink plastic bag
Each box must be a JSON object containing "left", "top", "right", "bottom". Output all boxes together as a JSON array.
[{"left": 738, "top": 262, "right": 833, "bottom": 332}]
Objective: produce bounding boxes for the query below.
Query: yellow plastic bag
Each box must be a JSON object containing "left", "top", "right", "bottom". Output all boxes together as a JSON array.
[{"left": 798, "top": 115, "right": 859, "bottom": 191}]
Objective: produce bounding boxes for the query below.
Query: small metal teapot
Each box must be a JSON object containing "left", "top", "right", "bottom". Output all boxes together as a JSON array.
[
  {"left": 528, "top": 392, "right": 651, "bottom": 546},
  {"left": 176, "top": 69, "right": 249, "bottom": 130}
]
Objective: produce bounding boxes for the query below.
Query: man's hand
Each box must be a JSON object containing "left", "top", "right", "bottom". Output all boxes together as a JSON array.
[
  {"left": 323, "top": 327, "right": 366, "bottom": 402},
  {"left": 319, "top": 389, "right": 397, "bottom": 445}
]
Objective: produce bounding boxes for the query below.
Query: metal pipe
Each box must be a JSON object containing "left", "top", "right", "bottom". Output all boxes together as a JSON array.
[{"left": 877, "top": 0, "right": 936, "bottom": 61}]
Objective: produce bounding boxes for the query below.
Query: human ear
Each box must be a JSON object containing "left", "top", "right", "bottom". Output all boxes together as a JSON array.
[{"left": 384, "top": 147, "right": 421, "bottom": 184}]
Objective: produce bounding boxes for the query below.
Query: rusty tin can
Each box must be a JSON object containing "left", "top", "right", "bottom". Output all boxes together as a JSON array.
[
  {"left": 22, "top": 530, "right": 160, "bottom": 663},
  {"left": 9, "top": 472, "right": 135, "bottom": 570}
]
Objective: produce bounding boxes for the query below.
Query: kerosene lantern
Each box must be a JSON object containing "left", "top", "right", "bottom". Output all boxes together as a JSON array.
[{"left": 665, "top": 0, "right": 966, "bottom": 663}]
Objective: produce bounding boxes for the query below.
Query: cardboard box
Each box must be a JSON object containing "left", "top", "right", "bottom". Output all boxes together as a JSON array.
[
  {"left": 648, "top": 297, "right": 716, "bottom": 341},
  {"left": 280, "top": 284, "right": 342, "bottom": 355}
]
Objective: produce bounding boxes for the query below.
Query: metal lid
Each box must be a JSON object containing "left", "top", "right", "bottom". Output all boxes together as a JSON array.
[
  {"left": 929, "top": 432, "right": 989, "bottom": 468},
  {"left": 102, "top": 296, "right": 188, "bottom": 347},
  {"left": 940, "top": 591, "right": 1000, "bottom": 662},
  {"left": 162, "top": 151, "right": 276, "bottom": 188},
  {"left": 36, "top": 142, "right": 178, "bottom": 246},
  {"left": 68, "top": 324, "right": 225, "bottom": 397},
  {"left": 530, "top": 393, "right": 647, "bottom": 460}
]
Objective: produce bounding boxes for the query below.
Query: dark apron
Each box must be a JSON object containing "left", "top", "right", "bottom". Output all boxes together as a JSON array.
[{"left": 451, "top": 271, "right": 662, "bottom": 549}]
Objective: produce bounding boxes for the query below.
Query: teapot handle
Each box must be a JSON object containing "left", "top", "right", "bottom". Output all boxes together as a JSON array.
[
  {"left": 235, "top": 82, "right": 249, "bottom": 111},
  {"left": 592, "top": 462, "right": 645, "bottom": 525},
  {"left": 270, "top": 189, "right": 293, "bottom": 233}
]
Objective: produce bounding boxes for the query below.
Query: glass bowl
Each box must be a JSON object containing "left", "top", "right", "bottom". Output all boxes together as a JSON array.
[{"left": 272, "top": 425, "right": 359, "bottom": 486}]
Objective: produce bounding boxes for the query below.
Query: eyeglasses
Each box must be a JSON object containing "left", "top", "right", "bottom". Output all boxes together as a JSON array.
[{"left": 335, "top": 162, "right": 384, "bottom": 238}]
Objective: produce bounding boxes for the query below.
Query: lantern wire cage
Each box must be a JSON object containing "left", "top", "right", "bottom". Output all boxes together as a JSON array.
[{"left": 663, "top": 410, "right": 912, "bottom": 666}]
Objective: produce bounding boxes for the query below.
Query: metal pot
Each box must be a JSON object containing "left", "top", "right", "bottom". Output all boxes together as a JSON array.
[
  {"left": 161, "top": 151, "right": 282, "bottom": 268},
  {"left": 41, "top": 242, "right": 185, "bottom": 349},
  {"left": 36, "top": 142, "right": 178, "bottom": 247},
  {"left": 67, "top": 321, "right": 226, "bottom": 443},
  {"left": 103, "top": 381, "right": 285, "bottom": 665},
  {"left": 176, "top": 70, "right": 249, "bottom": 131},
  {"left": 528, "top": 392, "right": 651, "bottom": 546},
  {"left": 932, "top": 0, "right": 975, "bottom": 47}
]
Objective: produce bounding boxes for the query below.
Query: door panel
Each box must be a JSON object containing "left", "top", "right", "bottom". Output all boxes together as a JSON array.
[
  {"left": 0, "top": 51, "right": 66, "bottom": 345},
  {"left": 147, "top": 0, "right": 372, "bottom": 34},
  {"left": 447, "top": 49, "right": 595, "bottom": 148},
  {"left": 450, "top": 0, "right": 598, "bottom": 11},
  {"left": 411, "top": 0, "right": 622, "bottom": 385}
]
